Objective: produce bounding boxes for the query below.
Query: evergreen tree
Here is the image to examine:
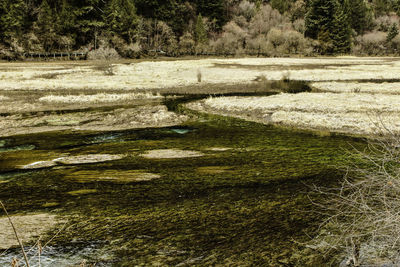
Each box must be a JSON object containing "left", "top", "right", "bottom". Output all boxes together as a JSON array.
[
  {"left": 73, "top": 0, "right": 105, "bottom": 46},
  {"left": 194, "top": 14, "right": 208, "bottom": 45},
  {"left": 196, "top": 0, "right": 227, "bottom": 30},
  {"left": 57, "top": 0, "right": 75, "bottom": 34},
  {"left": 36, "top": 0, "right": 56, "bottom": 51},
  {"left": 305, "top": 0, "right": 338, "bottom": 40},
  {"left": 332, "top": 4, "right": 352, "bottom": 53},
  {"left": 374, "top": 0, "right": 390, "bottom": 16},
  {"left": 305, "top": 0, "right": 352, "bottom": 54},
  {"left": 0, "top": 0, "right": 27, "bottom": 44},
  {"left": 106, "top": 0, "right": 139, "bottom": 43},
  {"left": 270, "top": 0, "right": 292, "bottom": 14},
  {"left": 342, "top": 0, "right": 373, "bottom": 35}
]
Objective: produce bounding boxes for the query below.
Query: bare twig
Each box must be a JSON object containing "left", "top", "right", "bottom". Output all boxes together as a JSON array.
[{"left": 0, "top": 201, "right": 30, "bottom": 267}]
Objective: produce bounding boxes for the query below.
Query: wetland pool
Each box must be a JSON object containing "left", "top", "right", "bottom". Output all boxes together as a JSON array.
[{"left": 0, "top": 107, "right": 364, "bottom": 266}]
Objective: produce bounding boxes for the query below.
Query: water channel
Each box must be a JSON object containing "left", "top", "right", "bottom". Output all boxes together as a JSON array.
[{"left": 0, "top": 94, "right": 364, "bottom": 266}]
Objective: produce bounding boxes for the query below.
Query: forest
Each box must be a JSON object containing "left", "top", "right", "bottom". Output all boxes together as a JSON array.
[{"left": 1, "top": 0, "right": 400, "bottom": 59}]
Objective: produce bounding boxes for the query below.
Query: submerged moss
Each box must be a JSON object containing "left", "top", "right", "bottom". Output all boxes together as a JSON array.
[{"left": 0, "top": 104, "right": 365, "bottom": 266}]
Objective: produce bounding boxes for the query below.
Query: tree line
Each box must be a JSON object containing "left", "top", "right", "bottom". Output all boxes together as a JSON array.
[{"left": 1, "top": 0, "right": 400, "bottom": 59}]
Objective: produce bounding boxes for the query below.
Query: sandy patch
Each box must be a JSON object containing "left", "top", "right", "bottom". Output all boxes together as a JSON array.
[
  {"left": 64, "top": 170, "right": 161, "bottom": 183},
  {"left": 141, "top": 149, "right": 204, "bottom": 159},
  {"left": 0, "top": 213, "right": 59, "bottom": 249},
  {"left": 188, "top": 93, "right": 400, "bottom": 135}
]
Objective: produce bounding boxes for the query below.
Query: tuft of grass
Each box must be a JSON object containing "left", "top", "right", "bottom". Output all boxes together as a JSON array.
[{"left": 197, "top": 69, "right": 202, "bottom": 83}]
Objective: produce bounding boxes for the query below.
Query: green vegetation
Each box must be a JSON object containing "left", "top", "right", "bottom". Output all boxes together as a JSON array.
[
  {"left": 0, "top": 108, "right": 363, "bottom": 265},
  {"left": 2, "top": 0, "right": 400, "bottom": 58}
]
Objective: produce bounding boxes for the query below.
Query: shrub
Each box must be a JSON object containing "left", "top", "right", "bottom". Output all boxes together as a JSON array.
[
  {"left": 267, "top": 28, "right": 285, "bottom": 48},
  {"left": 119, "top": 42, "right": 142, "bottom": 58},
  {"left": 247, "top": 35, "right": 271, "bottom": 55},
  {"left": 22, "top": 32, "right": 43, "bottom": 52},
  {"left": 179, "top": 32, "right": 195, "bottom": 55},
  {"left": 211, "top": 21, "right": 247, "bottom": 55},
  {"left": 248, "top": 4, "right": 284, "bottom": 37},
  {"left": 237, "top": 0, "right": 257, "bottom": 21},
  {"left": 355, "top": 31, "right": 387, "bottom": 55},
  {"left": 303, "top": 132, "right": 400, "bottom": 266},
  {"left": 87, "top": 46, "right": 121, "bottom": 60},
  {"left": 375, "top": 14, "right": 400, "bottom": 32},
  {"left": 284, "top": 30, "right": 306, "bottom": 53},
  {"left": 293, "top": 18, "right": 305, "bottom": 34}
]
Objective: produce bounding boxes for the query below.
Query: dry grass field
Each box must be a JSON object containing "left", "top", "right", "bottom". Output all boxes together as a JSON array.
[{"left": 1, "top": 57, "right": 400, "bottom": 136}]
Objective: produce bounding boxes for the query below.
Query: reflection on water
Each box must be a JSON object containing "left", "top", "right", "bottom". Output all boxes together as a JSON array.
[
  {"left": 0, "top": 243, "right": 111, "bottom": 267},
  {"left": 0, "top": 144, "right": 36, "bottom": 153}
]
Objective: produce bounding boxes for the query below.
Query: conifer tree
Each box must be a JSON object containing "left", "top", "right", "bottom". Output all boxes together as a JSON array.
[
  {"left": 194, "top": 14, "right": 208, "bottom": 45},
  {"left": 305, "top": 0, "right": 338, "bottom": 40},
  {"left": 106, "top": 0, "right": 139, "bottom": 43},
  {"left": 74, "top": 0, "right": 105, "bottom": 46},
  {"left": 305, "top": 0, "right": 352, "bottom": 54},
  {"left": 0, "top": 0, "right": 27, "bottom": 44},
  {"left": 342, "top": 0, "right": 373, "bottom": 35},
  {"left": 332, "top": 4, "right": 352, "bottom": 53},
  {"left": 57, "top": 0, "right": 75, "bottom": 34},
  {"left": 36, "top": 0, "right": 56, "bottom": 51}
]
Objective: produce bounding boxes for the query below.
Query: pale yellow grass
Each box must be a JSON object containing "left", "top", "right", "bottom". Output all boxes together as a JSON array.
[
  {"left": 312, "top": 82, "right": 400, "bottom": 94},
  {"left": 39, "top": 92, "right": 162, "bottom": 103},
  {"left": 20, "top": 154, "right": 124, "bottom": 169},
  {"left": 55, "top": 154, "right": 124, "bottom": 164},
  {"left": 203, "top": 93, "right": 400, "bottom": 113},
  {"left": 0, "top": 213, "right": 59, "bottom": 249},
  {"left": 1, "top": 58, "right": 400, "bottom": 91},
  {"left": 64, "top": 170, "right": 161, "bottom": 183},
  {"left": 141, "top": 149, "right": 204, "bottom": 159},
  {"left": 0, "top": 105, "right": 188, "bottom": 137},
  {"left": 190, "top": 93, "right": 400, "bottom": 135},
  {"left": 0, "top": 95, "right": 9, "bottom": 101}
]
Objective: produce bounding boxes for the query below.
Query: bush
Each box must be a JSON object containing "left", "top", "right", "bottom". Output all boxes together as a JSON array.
[
  {"left": 302, "top": 131, "right": 400, "bottom": 266},
  {"left": 87, "top": 46, "right": 121, "bottom": 60},
  {"left": 119, "top": 42, "right": 142, "bottom": 58},
  {"left": 375, "top": 14, "right": 400, "bottom": 32},
  {"left": 247, "top": 35, "right": 271, "bottom": 55},
  {"left": 283, "top": 30, "right": 306, "bottom": 53},
  {"left": 355, "top": 31, "right": 387, "bottom": 55},
  {"left": 211, "top": 21, "right": 247, "bottom": 55},
  {"left": 237, "top": 0, "right": 257, "bottom": 21},
  {"left": 267, "top": 28, "right": 285, "bottom": 48},
  {"left": 179, "top": 32, "right": 195, "bottom": 55}
]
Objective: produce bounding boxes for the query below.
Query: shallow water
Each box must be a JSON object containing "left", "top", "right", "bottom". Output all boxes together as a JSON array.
[{"left": 0, "top": 98, "right": 365, "bottom": 265}]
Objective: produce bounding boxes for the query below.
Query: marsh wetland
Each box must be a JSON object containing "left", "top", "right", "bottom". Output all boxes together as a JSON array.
[{"left": 1, "top": 57, "right": 398, "bottom": 266}]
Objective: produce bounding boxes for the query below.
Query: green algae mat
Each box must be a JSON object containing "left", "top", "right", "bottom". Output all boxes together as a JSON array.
[{"left": 0, "top": 111, "right": 363, "bottom": 266}]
